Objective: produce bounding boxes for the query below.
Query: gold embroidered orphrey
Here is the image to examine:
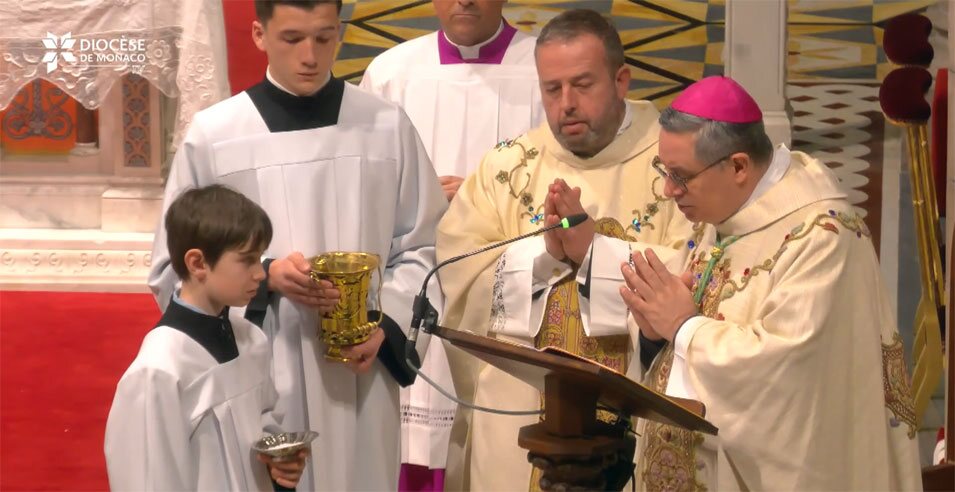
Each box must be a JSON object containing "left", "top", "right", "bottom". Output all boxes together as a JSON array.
[
  {"left": 494, "top": 139, "right": 671, "bottom": 234},
  {"left": 881, "top": 333, "right": 917, "bottom": 438},
  {"left": 527, "top": 218, "right": 633, "bottom": 492},
  {"left": 494, "top": 139, "right": 543, "bottom": 222},
  {"left": 640, "top": 345, "right": 707, "bottom": 492},
  {"left": 641, "top": 210, "right": 874, "bottom": 491},
  {"left": 689, "top": 211, "right": 871, "bottom": 316}
]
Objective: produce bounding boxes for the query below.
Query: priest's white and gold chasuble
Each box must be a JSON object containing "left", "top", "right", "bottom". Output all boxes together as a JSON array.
[{"left": 436, "top": 101, "right": 694, "bottom": 491}]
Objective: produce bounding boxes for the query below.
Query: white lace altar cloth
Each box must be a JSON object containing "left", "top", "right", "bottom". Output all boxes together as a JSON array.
[{"left": 0, "top": 0, "right": 231, "bottom": 148}]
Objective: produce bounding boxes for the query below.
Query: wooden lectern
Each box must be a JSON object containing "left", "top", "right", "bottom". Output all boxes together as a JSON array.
[{"left": 432, "top": 326, "right": 717, "bottom": 490}]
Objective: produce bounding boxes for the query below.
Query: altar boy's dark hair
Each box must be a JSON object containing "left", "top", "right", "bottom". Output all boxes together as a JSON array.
[
  {"left": 165, "top": 185, "right": 272, "bottom": 280},
  {"left": 255, "top": 0, "right": 343, "bottom": 24}
]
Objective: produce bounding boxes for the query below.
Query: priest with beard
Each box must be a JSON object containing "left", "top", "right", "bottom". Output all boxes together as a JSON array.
[{"left": 435, "top": 10, "right": 692, "bottom": 491}]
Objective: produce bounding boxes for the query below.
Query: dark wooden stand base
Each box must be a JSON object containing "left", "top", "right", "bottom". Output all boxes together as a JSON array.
[{"left": 519, "top": 374, "right": 637, "bottom": 491}]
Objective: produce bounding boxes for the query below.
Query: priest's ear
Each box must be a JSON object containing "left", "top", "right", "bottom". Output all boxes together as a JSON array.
[
  {"left": 183, "top": 248, "right": 211, "bottom": 282},
  {"left": 613, "top": 64, "right": 631, "bottom": 100}
]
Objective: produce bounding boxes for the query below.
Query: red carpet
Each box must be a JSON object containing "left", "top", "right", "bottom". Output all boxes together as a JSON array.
[{"left": 0, "top": 291, "right": 158, "bottom": 491}]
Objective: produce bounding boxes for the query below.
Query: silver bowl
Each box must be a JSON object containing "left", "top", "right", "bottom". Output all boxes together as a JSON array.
[{"left": 252, "top": 431, "right": 318, "bottom": 461}]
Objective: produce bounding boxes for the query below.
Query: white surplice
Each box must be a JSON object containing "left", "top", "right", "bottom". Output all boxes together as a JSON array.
[
  {"left": 360, "top": 29, "right": 542, "bottom": 179},
  {"left": 148, "top": 82, "right": 448, "bottom": 491},
  {"left": 360, "top": 25, "right": 543, "bottom": 469},
  {"left": 104, "top": 312, "right": 276, "bottom": 491}
]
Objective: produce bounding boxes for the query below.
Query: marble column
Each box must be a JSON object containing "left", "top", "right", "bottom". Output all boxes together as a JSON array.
[{"left": 724, "top": 0, "right": 791, "bottom": 146}]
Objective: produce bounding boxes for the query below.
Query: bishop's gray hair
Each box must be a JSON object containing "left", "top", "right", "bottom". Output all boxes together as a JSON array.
[{"left": 658, "top": 107, "right": 774, "bottom": 166}]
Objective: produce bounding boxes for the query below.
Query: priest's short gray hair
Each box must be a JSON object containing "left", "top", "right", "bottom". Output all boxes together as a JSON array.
[
  {"left": 536, "top": 9, "right": 624, "bottom": 74},
  {"left": 659, "top": 107, "right": 774, "bottom": 166}
]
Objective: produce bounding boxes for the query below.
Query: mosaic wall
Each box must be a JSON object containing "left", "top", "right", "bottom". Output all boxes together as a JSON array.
[{"left": 334, "top": 0, "right": 935, "bottom": 109}]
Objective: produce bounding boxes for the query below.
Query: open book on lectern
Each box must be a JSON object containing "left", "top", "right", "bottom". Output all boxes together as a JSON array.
[{"left": 432, "top": 325, "right": 718, "bottom": 436}]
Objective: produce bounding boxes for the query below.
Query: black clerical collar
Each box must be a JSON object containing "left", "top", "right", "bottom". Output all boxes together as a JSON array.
[
  {"left": 156, "top": 299, "right": 239, "bottom": 364},
  {"left": 246, "top": 76, "right": 345, "bottom": 133}
]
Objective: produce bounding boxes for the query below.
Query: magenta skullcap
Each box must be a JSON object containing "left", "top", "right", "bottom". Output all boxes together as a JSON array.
[{"left": 670, "top": 76, "right": 763, "bottom": 123}]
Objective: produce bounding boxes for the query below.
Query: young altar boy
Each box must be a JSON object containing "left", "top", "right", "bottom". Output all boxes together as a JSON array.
[{"left": 104, "top": 185, "right": 307, "bottom": 490}]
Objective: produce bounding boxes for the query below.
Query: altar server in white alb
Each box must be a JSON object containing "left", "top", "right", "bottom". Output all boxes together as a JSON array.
[
  {"left": 360, "top": 0, "right": 542, "bottom": 201},
  {"left": 147, "top": 1, "right": 448, "bottom": 490},
  {"left": 360, "top": 0, "right": 542, "bottom": 472},
  {"left": 106, "top": 185, "right": 307, "bottom": 491}
]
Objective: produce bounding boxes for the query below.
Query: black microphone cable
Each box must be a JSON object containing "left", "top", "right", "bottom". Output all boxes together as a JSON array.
[
  {"left": 403, "top": 213, "right": 590, "bottom": 416},
  {"left": 404, "top": 353, "right": 543, "bottom": 416}
]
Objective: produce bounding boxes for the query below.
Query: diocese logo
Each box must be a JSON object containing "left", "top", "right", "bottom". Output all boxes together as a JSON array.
[
  {"left": 41, "top": 32, "right": 77, "bottom": 73},
  {"left": 38, "top": 32, "right": 149, "bottom": 74}
]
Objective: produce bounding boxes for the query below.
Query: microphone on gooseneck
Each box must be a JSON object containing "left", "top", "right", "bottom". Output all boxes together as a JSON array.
[{"left": 405, "top": 213, "right": 590, "bottom": 363}]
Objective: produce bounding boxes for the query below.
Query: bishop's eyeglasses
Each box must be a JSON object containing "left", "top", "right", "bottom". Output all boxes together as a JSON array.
[{"left": 651, "top": 153, "right": 734, "bottom": 192}]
